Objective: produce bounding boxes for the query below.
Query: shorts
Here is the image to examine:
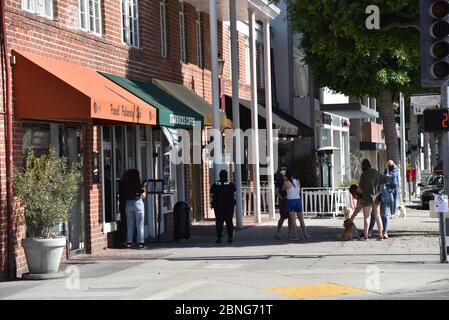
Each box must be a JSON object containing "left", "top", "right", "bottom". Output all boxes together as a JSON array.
[
  {"left": 286, "top": 199, "right": 303, "bottom": 213},
  {"left": 279, "top": 199, "right": 288, "bottom": 219}
]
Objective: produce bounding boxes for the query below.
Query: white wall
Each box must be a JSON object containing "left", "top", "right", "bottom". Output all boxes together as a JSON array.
[
  {"left": 320, "top": 88, "right": 349, "bottom": 104},
  {"left": 271, "top": 0, "right": 292, "bottom": 114}
]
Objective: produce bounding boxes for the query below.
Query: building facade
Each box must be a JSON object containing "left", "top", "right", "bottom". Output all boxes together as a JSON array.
[{"left": 0, "top": 0, "right": 280, "bottom": 279}]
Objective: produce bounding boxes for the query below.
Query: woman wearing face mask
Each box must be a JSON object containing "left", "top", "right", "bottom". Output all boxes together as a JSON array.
[
  {"left": 384, "top": 160, "right": 399, "bottom": 219},
  {"left": 274, "top": 165, "right": 290, "bottom": 239}
]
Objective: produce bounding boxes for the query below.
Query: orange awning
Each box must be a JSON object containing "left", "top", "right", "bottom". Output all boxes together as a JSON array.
[{"left": 11, "top": 50, "right": 157, "bottom": 125}]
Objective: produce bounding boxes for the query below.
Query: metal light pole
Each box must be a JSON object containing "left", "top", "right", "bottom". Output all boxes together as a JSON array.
[
  {"left": 440, "top": 85, "right": 449, "bottom": 263},
  {"left": 400, "top": 92, "right": 408, "bottom": 203}
]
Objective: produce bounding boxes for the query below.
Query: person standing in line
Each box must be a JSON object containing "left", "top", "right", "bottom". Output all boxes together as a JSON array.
[
  {"left": 210, "top": 170, "right": 237, "bottom": 243},
  {"left": 122, "top": 169, "right": 146, "bottom": 249},
  {"left": 384, "top": 160, "right": 399, "bottom": 219},
  {"left": 282, "top": 169, "right": 310, "bottom": 240},
  {"left": 274, "top": 164, "right": 291, "bottom": 239},
  {"left": 358, "top": 159, "right": 387, "bottom": 240}
]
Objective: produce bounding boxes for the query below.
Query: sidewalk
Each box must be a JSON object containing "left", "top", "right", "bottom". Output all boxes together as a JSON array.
[{"left": 0, "top": 206, "right": 447, "bottom": 300}]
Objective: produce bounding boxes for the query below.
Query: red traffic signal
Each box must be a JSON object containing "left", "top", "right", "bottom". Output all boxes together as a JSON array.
[{"left": 423, "top": 107, "right": 449, "bottom": 132}]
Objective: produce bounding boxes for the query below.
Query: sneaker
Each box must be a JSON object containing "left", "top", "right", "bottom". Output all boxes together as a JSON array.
[
  {"left": 383, "top": 233, "right": 389, "bottom": 239},
  {"left": 362, "top": 236, "right": 369, "bottom": 241},
  {"left": 138, "top": 243, "right": 145, "bottom": 249},
  {"left": 126, "top": 243, "right": 132, "bottom": 249},
  {"left": 377, "top": 235, "right": 384, "bottom": 241}
]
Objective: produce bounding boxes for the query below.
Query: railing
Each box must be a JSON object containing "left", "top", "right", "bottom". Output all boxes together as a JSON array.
[
  {"left": 242, "top": 184, "right": 273, "bottom": 216},
  {"left": 301, "top": 187, "right": 353, "bottom": 218}
]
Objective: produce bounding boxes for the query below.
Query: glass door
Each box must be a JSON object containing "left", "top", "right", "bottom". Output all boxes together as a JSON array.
[{"left": 63, "top": 126, "right": 85, "bottom": 252}]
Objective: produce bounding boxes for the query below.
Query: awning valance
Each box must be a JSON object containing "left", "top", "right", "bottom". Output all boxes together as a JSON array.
[
  {"left": 152, "top": 78, "right": 231, "bottom": 128},
  {"left": 100, "top": 73, "right": 203, "bottom": 129},
  {"left": 320, "top": 103, "right": 379, "bottom": 119},
  {"left": 232, "top": 97, "right": 314, "bottom": 137},
  {"left": 12, "top": 50, "right": 157, "bottom": 125}
]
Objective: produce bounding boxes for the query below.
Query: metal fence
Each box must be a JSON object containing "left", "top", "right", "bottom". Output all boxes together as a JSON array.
[
  {"left": 301, "top": 187, "right": 353, "bottom": 218},
  {"left": 242, "top": 184, "right": 273, "bottom": 216}
]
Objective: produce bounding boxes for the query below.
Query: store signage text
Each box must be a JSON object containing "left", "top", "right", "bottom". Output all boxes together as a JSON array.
[{"left": 170, "top": 114, "right": 196, "bottom": 127}]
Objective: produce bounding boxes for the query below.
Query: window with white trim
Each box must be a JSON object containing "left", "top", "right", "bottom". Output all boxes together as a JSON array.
[
  {"left": 22, "top": 0, "right": 53, "bottom": 19},
  {"left": 160, "top": 0, "right": 168, "bottom": 58},
  {"left": 258, "top": 44, "right": 265, "bottom": 89},
  {"left": 245, "top": 38, "right": 250, "bottom": 85},
  {"left": 179, "top": 2, "right": 186, "bottom": 63},
  {"left": 79, "top": 0, "right": 102, "bottom": 34},
  {"left": 196, "top": 10, "right": 203, "bottom": 68},
  {"left": 121, "top": 0, "right": 139, "bottom": 47}
]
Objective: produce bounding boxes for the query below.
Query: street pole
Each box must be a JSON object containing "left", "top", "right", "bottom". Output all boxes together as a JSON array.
[
  {"left": 230, "top": 0, "right": 243, "bottom": 228},
  {"left": 400, "top": 92, "right": 408, "bottom": 203},
  {"left": 209, "top": 0, "right": 221, "bottom": 181},
  {"left": 440, "top": 85, "right": 449, "bottom": 263}
]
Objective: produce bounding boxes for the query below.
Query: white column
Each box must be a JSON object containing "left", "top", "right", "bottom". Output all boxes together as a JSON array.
[
  {"left": 230, "top": 0, "right": 243, "bottom": 228},
  {"left": 248, "top": 7, "right": 261, "bottom": 222},
  {"left": 263, "top": 19, "right": 276, "bottom": 220},
  {"left": 209, "top": 0, "right": 222, "bottom": 181},
  {"left": 399, "top": 92, "right": 408, "bottom": 203}
]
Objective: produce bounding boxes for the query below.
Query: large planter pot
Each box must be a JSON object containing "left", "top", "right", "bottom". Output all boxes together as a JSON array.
[{"left": 22, "top": 237, "right": 66, "bottom": 274}]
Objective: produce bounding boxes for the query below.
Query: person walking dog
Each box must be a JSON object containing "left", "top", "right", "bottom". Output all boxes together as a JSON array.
[{"left": 210, "top": 170, "right": 237, "bottom": 243}]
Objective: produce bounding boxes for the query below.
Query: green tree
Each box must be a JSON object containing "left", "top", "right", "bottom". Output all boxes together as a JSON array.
[{"left": 274, "top": 0, "right": 423, "bottom": 165}]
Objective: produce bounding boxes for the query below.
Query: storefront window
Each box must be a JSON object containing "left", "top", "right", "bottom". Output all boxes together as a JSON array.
[
  {"left": 126, "top": 126, "right": 136, "bottom": 169},
  {"left": 161, "top": 128, "right": 177, "bottom": 212},
  {"left": 321, "top": 128, "right": 331, "bottom": 147}
]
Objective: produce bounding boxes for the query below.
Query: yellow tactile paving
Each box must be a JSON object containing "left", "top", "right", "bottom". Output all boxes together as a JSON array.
[{"left": 264, "top": 283, "right": 367, "bottom": 299}]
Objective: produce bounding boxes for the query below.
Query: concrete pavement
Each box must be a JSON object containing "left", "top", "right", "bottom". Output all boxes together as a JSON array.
[{"left": 0, "top": 205, "right": 448, "bottom": 300}]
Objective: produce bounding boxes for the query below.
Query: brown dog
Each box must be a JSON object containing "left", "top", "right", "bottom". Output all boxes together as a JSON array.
[{"left": 337, "top": 219, "right": 360, "bottom": 241}]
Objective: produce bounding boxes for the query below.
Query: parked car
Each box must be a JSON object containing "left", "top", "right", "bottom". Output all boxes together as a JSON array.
[{"left": 419, "top": 174, "right": 444, "bottom": 209}]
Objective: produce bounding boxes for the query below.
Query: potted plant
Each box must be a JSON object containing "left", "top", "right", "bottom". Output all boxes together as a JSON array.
[{"left": 13, "top": 147, "right": 82, "bottom": 275}]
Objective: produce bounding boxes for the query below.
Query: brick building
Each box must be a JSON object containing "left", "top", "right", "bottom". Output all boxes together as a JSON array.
[{"left": 0, "top": 0, "right": 285, "bottom": 279}]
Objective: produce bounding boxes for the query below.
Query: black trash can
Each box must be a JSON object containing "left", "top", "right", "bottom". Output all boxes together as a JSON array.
[{"left": 173, "top": 201, "right": 191, "bottom": 241}]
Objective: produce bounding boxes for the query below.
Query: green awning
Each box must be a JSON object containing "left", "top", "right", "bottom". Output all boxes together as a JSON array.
[{"left": 99, "top": 72, "right": 203, "bottom": 129}]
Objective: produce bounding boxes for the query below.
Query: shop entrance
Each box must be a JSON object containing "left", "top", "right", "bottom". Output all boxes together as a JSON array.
[{"left": 22, "top": 122, "right": 85, "bottom": 253}]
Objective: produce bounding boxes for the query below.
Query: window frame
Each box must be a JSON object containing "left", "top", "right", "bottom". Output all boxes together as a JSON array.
[
  {"left": 121, "top": 0, "right": 140, "bottom": 48},
  {"left": 179, "top": 2, "right": 187, "bottom": 63},
  {"left": 195, "top": 10, "right": 203, "bottom": 69},
  {"left": 78, "top": 0, "right": 102, "bottom": 35},
  {"left": 22, "top": 0, "right": 54, "bottom": 19},
  {"left": 160, "top": 0, "right": 168, "bottom": 58},
  {"left": 245, "top": 37, "right": 251, "bottom": 85}
]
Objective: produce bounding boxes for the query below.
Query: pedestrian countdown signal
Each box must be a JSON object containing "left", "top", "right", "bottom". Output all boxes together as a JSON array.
[{"left": 423, "top": 107, "right": 449, "bottom": 132}]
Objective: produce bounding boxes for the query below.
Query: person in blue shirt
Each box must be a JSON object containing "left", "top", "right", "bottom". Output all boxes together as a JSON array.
[{"left": 384, "top": 160, "right": 399, "bottom": 219}]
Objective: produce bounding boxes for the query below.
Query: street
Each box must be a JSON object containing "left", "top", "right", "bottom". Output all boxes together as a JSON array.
[{"left": 0, "top": 205, "right": 447, "bottom": 300}]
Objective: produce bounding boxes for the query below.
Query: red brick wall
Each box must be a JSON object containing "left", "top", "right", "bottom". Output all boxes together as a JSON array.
[
  {"left": 0, "top": 115, "right": 7, "bottom": 280},
  {"left": 1, "top": 0, "right": 260, "bottom": 278}
]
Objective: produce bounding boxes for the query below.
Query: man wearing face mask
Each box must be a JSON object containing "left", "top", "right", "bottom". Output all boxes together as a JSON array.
[
  {"left": 210, "top": 170, "right": 237, "bottom": 243},
  {"left": 274, "top": 164, "right": 290, "bottom": 239}
]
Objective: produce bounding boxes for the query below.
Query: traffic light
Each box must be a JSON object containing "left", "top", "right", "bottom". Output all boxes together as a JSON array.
[
  {"left": 420, "top": 0, "right": 449, "bottom": 87},
  {"left": 423, "top": 107, "right": 449, "bottom": 131}
]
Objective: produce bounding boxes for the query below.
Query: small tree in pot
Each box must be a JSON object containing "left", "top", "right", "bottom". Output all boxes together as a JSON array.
[{"left": 13, "top": 147, "right": 82, "bottom": 275}]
